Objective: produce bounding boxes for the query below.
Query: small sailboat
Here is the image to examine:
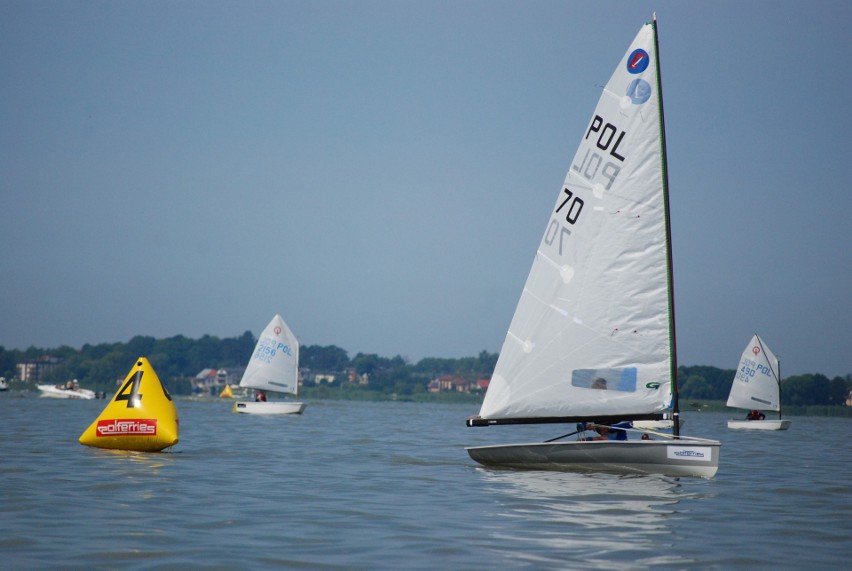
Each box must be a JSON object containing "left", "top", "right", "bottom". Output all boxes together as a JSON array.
[
  {"left": 726, "top": 334, "right": 791, "bottom": 430},
  {"left": 465, "top": 16, "right": 721, "bottom": 478},
  {"left": 233, "top": 314, "right": 306, "bottom": 415}
]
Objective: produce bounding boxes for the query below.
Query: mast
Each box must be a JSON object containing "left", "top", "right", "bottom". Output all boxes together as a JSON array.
[
  {"left": 652, "top": 15, "right": 681, "bottom": 437},
  {"left": 778, "top": 348, "right": 784, "bottom": 420},
  {"left": 756, "top": 333, "right": 784, "bottom": 420}
]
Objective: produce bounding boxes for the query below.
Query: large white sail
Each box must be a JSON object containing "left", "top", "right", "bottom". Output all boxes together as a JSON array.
[
  {"left": 239, "top": 314, "right": 300, "bottom": 396},
  {"left": 727, "top": 334, "right": 781, "bottom": 411},
  {"left": 479, "top": 21, "right": 673, "bottom": 420}
]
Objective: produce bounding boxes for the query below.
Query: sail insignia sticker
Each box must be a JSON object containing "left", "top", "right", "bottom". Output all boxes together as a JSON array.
[
  {"left": 626, "top": 49, "right": 649, "bottom": 74},
  {"left": 626, "top": 79, "right": 651, "bottom": 105}
]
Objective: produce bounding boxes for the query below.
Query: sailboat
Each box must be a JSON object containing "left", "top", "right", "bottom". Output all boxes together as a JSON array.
[
  {"left": 465, "top": 16, "right": 721, "bottom": 478},
  {"left": 233, "top": 314, "right": 306, "bottom": 415},
  {"left": 726, "top": 334, "right": 791, "bottom": 430}
]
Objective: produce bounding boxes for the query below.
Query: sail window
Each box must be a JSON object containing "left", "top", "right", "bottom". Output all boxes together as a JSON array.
[{"left": 571, "top": 368, "right": 637, "bottom": 393}]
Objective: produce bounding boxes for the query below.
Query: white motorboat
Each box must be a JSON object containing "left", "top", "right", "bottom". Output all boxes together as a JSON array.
[{"left": 38, "top": 380, "right": 95, "bottom": 400}]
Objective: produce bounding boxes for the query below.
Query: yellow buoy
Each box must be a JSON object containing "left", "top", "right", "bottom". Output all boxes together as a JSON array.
[
  {"left": 219, "top": 384, "right": 233, "bottom": 398},
  {"left": 79, "top": 357, "right": 179, "bottom": 452}
]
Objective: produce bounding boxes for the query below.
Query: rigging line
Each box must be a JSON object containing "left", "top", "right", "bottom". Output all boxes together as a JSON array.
[
  {"left": 544, "top": 430, "right": 581, "bottom": 443},
  {"left": 651, "top": 15, "right": 681, "bottom": 437}
]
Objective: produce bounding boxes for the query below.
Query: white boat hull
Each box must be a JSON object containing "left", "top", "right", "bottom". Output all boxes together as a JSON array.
[
  {"left": 37, "top": 384, "right": 95, "bottom": 400},
  {"left": 727, "top": 419, "right": 791, "bottom": 431},
  {"left": 467, "top": 439, "right": 721, "bottom": 478},
  {"left": 233, "top": 401, "right": 306, "bottom": 415}
]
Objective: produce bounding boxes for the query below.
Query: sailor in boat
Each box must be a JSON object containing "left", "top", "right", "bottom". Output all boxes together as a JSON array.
[
  {"left": 255, "top": 390, "right": 267, "bottom": 402},
  {"left": 591, "top": 377, "right": 608, "bottom": 390},
  {"left": 580, "top": 421, "right": 631, "bottom": 441},
  {"left": 578, "top": 378, "right": 632, "bottom": 440},
  {"left": 746, "top": 410, "right": 766, "bottom": 421},
  {"left": 57, "top": 379, "right": 79, "bottom": 391}
]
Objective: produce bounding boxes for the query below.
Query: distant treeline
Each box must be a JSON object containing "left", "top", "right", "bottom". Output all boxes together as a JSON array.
[
  {"left": 678, "top": 365, "right": 850, "bottom": 409},
  {"left": 1, "top": 334, "right": 849, "bottom": 407}
]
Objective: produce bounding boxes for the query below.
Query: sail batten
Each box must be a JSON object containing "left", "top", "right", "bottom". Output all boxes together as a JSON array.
[{"left": 478, "top": 19, "right": 674, "bottom": 422}]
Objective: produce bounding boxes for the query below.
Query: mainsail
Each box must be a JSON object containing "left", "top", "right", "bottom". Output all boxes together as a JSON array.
[
  {"left": 239, "top": 314, "right": 300, "bottom": 396},
  {"left": 727, "top": 334, "right": 781, "bottom": 411},
  {"left": 478, "top": 20, "right": 674, "bottom": 421}
]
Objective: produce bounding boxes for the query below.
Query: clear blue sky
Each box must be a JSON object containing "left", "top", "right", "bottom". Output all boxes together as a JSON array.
[{"left": 1, "top": 1, "right": 849, "bottom": 378}]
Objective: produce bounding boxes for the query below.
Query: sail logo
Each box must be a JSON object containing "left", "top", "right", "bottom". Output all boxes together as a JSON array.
[
  {"left": 667, "top": 446, "right": 713, "bottom": 462},
  {"left": 626, "top": 78, "right": 651, "bottom": 105},
  {"left": 96, "top": 419, "right": 157, "bottom": 437},
  {"left": 626, "top": 49, "right": 649, "bottom": 74}
]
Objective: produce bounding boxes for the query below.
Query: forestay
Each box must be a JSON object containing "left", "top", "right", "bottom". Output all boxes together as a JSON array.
[
  {"left": 727, "top": 334, "right": 781, "bottom": 411},
  {"left": 479, "top": 22, "right": 674, "bottom": 421},
  {"left": 238, "top": 314, "right": 300, "bottom": 396}
]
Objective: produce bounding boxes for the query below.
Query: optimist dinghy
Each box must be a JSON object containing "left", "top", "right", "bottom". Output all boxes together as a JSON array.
[{"left": 233, "top": 314, "right": 306, "bottom": 415}]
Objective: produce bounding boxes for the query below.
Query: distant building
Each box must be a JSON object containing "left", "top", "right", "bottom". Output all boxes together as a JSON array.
[
  {"left": 314, "top": 374, "right": 336, "bottom": 385},
  {"left": 16, "top": 356, "right": 63, "bottom": 383},
  {"left": 191, "top": 367, "right": 244, "bottom": 394},
  {"left": 347, "top": 369, "right": 369, "bottom": 385},
  {"left": 429, "top": 375, "right": 472, "bottom": 393}
]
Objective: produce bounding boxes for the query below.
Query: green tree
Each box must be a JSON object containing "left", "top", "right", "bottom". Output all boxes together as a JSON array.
[
  {"left": 301, "top": 345, "right": 350, "bottom": 371},
  {"left": 0, "top": 347, "right": 19, "bottom": 378}
]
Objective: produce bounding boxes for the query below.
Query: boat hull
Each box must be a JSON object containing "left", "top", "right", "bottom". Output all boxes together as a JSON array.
[
  {"left": 727, "top": 419, "right": 791, "bottom": 430},
  {"left": 233, "top": 401, "right": 306, "bottom": 415},
  {"left": 466, "top": 439, "right": 720, "bottom": 478},
  {"left": 37, "top": 385, "right": 95, "bottom": 400}
]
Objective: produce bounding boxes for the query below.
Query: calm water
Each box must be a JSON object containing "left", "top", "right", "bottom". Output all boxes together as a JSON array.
[{"left": 1, "top": 393, "right": 849, "bottom": 570}]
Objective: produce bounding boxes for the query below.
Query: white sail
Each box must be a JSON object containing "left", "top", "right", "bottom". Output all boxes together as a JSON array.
[
  {"left": 479, "top": 21, "right": 673, "bottom": 420},
  {"left": 238, "top": 314, "right": 300, "bottom": 396},
  {"left": 727, "top": 334, "right": 781, "bottom": 411}
]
